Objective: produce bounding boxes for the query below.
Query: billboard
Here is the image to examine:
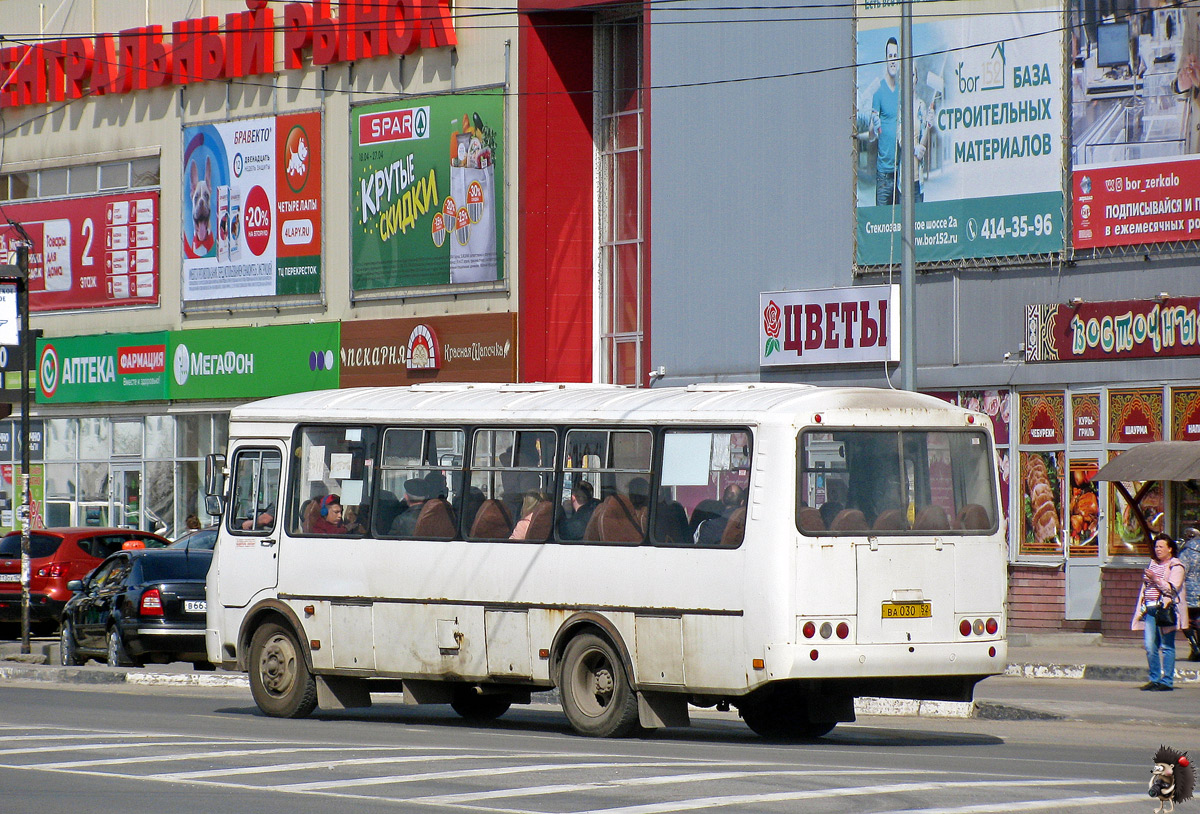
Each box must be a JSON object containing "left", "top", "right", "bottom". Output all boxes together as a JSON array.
[
  {"left": 0, "top": 192, "right": 159, "bottom": 312},
  {"left": 340, "top": 314, "right": 516, "bottom": 387},
  {"left": 1070, "top": 5, "right": 1200, "bottom": 248},
  {"left": 36, "top": 332, "right": 169, "bottom": 403},
  {"left": 855, "top": 0, "right": 1064, "bottom": 264},
  {"left": 181, "top": 111, "right": 322, "bottom": 301},
  {"left": 351, "top": 90, "right": 504, "bottom": 291},
  {"left": 1026, "top": 297, "right": 1200, "bottom": 362}
]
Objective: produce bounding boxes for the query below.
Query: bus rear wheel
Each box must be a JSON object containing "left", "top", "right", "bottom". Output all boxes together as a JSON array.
[
  {"left": 558, "top": 632, "right": 639, "bottom": 738},
  {"left": 249, "top": 621, "right": 317, "bottom": 719},
  {"left": 451, "top": 690, "right": 512, "bottom": 721},
  {"left": 738, "top": 689, "right": 841, "bottom": 739}
]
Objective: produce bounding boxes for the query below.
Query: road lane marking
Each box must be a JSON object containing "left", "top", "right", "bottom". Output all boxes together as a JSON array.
[
  {"left": 153, "top": 752, "right": 554, "bottom": 780},
  {"left": 31, "top": 745, "right": 414, "bottom": 769},
  {"left": 0, "top": 740, "right": 200, "bottom": 757},
  {"left": 901, "top": 793, "right": 1148, "bottom": 813}
]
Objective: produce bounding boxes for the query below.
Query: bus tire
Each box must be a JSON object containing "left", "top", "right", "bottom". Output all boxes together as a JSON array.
[
  {"left": 558, "top": 632, "right": 639, "bottom": 738},
  {"left": 450, "top": 691, "right": 512, "bottom": 721},
  {"left": 249, "top": 621, "right": 317, "bottom": 719},
  {"left": 738, "top": 693, "right": 838, "bottom": 740}
]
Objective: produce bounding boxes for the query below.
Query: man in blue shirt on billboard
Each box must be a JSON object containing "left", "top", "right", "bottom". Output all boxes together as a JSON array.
[{"left": 871, "top": 37, "right": 901, "bottom": 205}]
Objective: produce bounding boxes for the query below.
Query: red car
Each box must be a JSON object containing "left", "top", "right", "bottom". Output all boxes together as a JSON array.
[{"left": 0, "top": 528, "right": 171, "bottom": 633}]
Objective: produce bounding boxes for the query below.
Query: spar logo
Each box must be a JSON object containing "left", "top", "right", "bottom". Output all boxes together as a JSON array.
[
  {"left": 38, "top": 344, "right": 59, "bottom": 399},
  {"left": 407, "top": 324, "right": 440, "bottom": 370}
]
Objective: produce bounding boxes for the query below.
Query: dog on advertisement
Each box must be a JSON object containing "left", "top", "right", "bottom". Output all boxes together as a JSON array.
[{"left": 186, "top": 156, "right": 214, "bottom": 257}]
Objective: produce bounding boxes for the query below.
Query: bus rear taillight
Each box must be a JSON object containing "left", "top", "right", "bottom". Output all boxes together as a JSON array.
[
  {"left": 802, "top": 621, "right": 816, "bottom": 638},
  {"left": 836, "top": 622, "right": 849, "bottom": 639},
  {"left": 959, "top": 619, "right": 973, "bottom": 637},
  {"left": 985, "top": 617, "right": 998, "bottom": 635}
]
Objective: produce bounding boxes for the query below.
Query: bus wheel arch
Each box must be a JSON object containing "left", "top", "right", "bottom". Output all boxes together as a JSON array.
[
  {"left": 247, "top": 619, "right": 318, "bottom": 719},
  {"left": 552, "top": 616, "right": 640, "bottom": 738},
  {"left": 237, "top": 601, "right": 312, "bottom": 674}
]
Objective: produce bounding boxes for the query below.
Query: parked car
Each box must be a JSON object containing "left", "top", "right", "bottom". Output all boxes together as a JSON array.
[
  {"left": 168, "top": 526, "right": 218, "bottom": 551},
  {"left": 59, "top": 548, "right": 212, "bottom": 668},
  {"left": 0, "top": 528, "right": 171, "bottom": 633}
]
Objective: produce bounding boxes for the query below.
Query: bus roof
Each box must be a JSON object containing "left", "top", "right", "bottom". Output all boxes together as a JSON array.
[{"left": 229, "top": 383, "right": 981, "bottom": 429}]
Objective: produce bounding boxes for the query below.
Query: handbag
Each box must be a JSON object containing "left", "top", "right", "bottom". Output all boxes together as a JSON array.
[{"left": 1154, "top": 602, "right": 1177, "bottom": 627}]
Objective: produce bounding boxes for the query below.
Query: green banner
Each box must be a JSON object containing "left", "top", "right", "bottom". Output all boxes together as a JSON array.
[
  {"left": 167, "top": 323, "right": 340, "bottom": 400},
  {"left": 352, "top": 89, "right": 504, "bottom": 290},
  {"left": 36, "top": 332, "right": 169, "bottom": 404},
  {"left": 856, "top": 191, "right": 1063, "bottom": 263},
  {"left": 0, "top": 465, "right": 44, "bottom": 534}
]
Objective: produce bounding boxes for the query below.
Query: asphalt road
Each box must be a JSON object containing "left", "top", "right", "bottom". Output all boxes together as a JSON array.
[{"left": 0, "top": 677, "right": 1176, "bottom": 814}]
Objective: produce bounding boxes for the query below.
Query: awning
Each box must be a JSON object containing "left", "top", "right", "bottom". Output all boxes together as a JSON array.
[{"left": 1093, "top": 441, "right": 1200, "bottom": 482}]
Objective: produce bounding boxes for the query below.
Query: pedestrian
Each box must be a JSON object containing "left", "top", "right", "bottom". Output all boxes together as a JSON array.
[
  {"left": 1178, "top": 527, "right": 1200, "bottom": 661},
  {"left": 1133, "top": 532, "right": 1189, "bottom": 691}
]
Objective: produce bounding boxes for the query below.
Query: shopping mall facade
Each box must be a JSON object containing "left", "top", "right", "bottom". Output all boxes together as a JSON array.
[{"left": 0, "top": 0, "right": 1195, "bottom": 637}]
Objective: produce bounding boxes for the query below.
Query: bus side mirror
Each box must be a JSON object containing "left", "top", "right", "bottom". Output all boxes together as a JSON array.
[
  {"left": 205, "top": 453, "right": 227, "bottom": 499},
  {"left": 205, "top": 494, "right": 225, "bottom": 517}
]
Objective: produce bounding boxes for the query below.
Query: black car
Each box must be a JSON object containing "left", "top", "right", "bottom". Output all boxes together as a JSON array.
[
  {"left": 168, "top": 526, "right": 218, "bottom": 551},
  {"left": 59, "top": 549, "right": 212, "bottom": 669}
]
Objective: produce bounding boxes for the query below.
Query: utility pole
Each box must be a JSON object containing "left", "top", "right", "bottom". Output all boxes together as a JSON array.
[
  {"left": 16, "top": 242, "right": 29, "bottom": 655},
  {"left": 899, "top": 0, "right": 917, "bottom": 391}
]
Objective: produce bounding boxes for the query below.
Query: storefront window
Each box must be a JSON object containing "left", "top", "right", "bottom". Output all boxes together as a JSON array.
[
  {"left": 77, "top": 462, "right": 108, "bottom": 527},
  {"left": 145, "top": 415, "right": 173, "bottom": 460},
  {"left": 45, "top": 419, "right": 77, "bottom": 461},
  {"left": 145, "top": 460, "right": 173, "bottom": 535},
  {"left": 113, "top": 421, "right": 143, "bottom": 456},
  {"left": 78, "top": 417, "right": 110, "bottom": 459},
  {"left": 176, "top": 414, "right": 213, "bottom": 458}
]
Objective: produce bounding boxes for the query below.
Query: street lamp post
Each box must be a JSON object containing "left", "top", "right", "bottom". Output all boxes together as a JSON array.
[{"left": 15, "top": 243, "right": 29, "bottom": 655}]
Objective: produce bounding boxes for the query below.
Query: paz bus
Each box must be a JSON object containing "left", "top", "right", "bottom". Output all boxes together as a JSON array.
[{"left": 203, "top": 382, "right": 1006, "bottom": 738}]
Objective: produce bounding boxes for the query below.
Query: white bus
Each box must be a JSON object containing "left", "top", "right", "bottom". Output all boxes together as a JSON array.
[{"left": 204, "top": 382, "right": 1006, "bottom": 738}]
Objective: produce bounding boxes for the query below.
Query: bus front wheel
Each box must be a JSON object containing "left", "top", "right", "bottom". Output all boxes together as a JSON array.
[
  {"left": 249, "top": 621, "right": 317, "bottom": 719},
  {"left": 558, "top": 632, "right": 640, "bottom": 738}
]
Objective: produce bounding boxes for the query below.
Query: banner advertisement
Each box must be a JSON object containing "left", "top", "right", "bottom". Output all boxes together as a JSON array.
[
  {"left": 351, "top": 90, "right": 504, "bottom": 291},
  {"left": 36, "top": 332, "right": 169, "bottom": 404},
  {"left": 1067, "top": 458, "right": 1100, "bottom": 557},
  {"left": 855, "top": 0, "right": 1064, "bottom": 264},
  {"left": 1026, "top": 297, "right": 1200, "bottom": 361},
  {"left": 1171, "top": 387, "right": 1200, "bottom": 440},
  {"left": 758, "top": 285, "right": 898, "bottom": 366},
  {"left": 1018, "top": 391, "right": 1065, "bottom": 445},
  {"left": 1072, "top": 393, "right": 1102, "bottom": 442},
  {"left": 0, "top": 192, "right": 159, "bottom": 312},
  {"left": 167, "top": 323, "right": 339, "bottom": 401},
  {"left": 0, "top": 465, "right": 44, "bottom": 534},
  {"left": 1108, "top": 387, "right": 1163, "bottom": 443},
  {"left": 1069, "top": 4, "right": 1200, "bottom": 249},
  {"left": 340, "top": 313, "right": 516, "bottom": 387},
  {"left": 182, "top": 111, "right": 322, "bottom": 301},
  {"left": 1019, "top": 450, "right": 1064, "bottom": 555}
]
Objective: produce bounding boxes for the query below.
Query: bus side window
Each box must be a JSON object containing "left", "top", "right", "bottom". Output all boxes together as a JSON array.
[
  {"left": 292, "top": 426, "right": 377, "bottom": 537},
  {"left": 467, "top": 428, "right": 555, "bottom": 541},
  {"left": 230, "top": 448, "right": 281, "bottom": 534},
  {"left": 377, "top": 427, "right": 463, "bottom": 540},
  {"left": 657, "top": 430, "right": 750, "bottom": 547},
  {"left": 558, "top": 429, "right": 651, "bottom": 544}
]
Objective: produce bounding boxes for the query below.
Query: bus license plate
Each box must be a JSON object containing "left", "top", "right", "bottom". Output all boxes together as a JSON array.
[
  {"left": 882, "top": 601, "right": 931, "bottom": 619},
  {"left": 184, "top": 600, "right": 206, "bottom": 613}
]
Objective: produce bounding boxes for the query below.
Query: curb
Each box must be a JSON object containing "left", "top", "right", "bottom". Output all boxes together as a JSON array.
[{"left": 1005, "top": 662, "right": 1200, "bottom": 683}]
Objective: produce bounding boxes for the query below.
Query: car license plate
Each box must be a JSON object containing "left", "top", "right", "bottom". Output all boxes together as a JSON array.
[
  {"left": 184, "top": 600, "right": 206, "bottom": 613},
  {"left": 882, "top": 601, "right": 931, "bottom": 619},
  {"left": 0, "top": 574, "right": 19, "bottom": 583}
]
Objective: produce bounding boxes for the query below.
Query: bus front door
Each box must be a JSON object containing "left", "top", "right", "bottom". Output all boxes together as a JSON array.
[{"left": 218, "top": 444, "right": 284, "bottom": 608}]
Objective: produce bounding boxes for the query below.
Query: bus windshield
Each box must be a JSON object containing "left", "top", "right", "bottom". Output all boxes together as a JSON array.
[{"left": 798, "top": 429, "right": 996, "bottom": 535}]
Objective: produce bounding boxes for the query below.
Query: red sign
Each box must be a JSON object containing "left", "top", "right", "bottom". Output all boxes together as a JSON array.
[
  {"left": 276, "top": 111, "right": 322, "bottom": 261},
  {"left": 116, "top": 345, "right": 166, "bottom": 375},
  {"left": 1071, "top": 393, "right": 1101, "bottom": 444},
  {"left": 1026, "top": 298, "right": 1200, "bottom": 362},
  {"left": 1073, "top": 160, "right": 1200, "bottom": 249},
  {"left": 1018, "top": 391, "right": 1064, "bottom": 446},
  {"left": 1173, "top": 388, "right": 1200, "bottom": 442},
  {"left": 0, "top": 2, "right": 456, "bottom": 110},
  {"left": 0, "top": 192, "right": 159, "bottom": 312},
  {"left": 1109, "top": 389, "right": 1163, "bottom": 444},
  {"left": 358, "top": 108, "right": 426, "bottom": 145}
]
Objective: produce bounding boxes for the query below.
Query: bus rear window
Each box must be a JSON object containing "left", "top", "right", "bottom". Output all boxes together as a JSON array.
[{"left": 797, "top": 430, "right": 996, "bottom": 535}]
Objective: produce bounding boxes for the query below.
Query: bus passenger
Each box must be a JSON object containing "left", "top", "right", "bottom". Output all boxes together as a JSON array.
[
  {"left": 389, "top": 478, "right": 432, "bottom": 536},
  {"left": 511, "top": 491, "right": 550, "bottom": 539},
  {"left": 559, "top": 481, "right": 599, "bottom": 541},
  {"left": 695, "top": 484, "right": 746, "bottom": 546},
  {"left": 309, "top": 495, "right": 350, "bottom": 535}
]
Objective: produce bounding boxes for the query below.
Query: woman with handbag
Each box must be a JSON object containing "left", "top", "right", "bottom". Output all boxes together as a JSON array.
[{"left": 1133, "top": 533, "right": 1189, "bottom": 691}]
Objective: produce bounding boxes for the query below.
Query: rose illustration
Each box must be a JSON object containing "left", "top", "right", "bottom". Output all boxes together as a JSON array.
[{"left": 763, "top": 300, "right": 781, "bottom": 357}]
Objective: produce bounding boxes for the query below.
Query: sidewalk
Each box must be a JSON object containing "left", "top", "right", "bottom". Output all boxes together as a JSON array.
[{"left": 1005, "top": 631, "right": 1200, "bottom": 683}]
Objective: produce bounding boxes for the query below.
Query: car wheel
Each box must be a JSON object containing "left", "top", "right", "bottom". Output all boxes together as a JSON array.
[
  {"left": 558, "top": 632, "right": 640, "bottom": 738},
  {"left": 106, "top": 627, "right": 133, "bottom": 667},
  {"left": 59, "top": 620, "right": 84, "bottom": 666},
  {"left": 249, "top": 622, "right": 317, "bottom": 718}
]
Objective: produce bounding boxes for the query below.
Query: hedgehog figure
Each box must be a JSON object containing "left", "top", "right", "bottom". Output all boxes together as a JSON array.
[{"left": 1150, "top": 745, "right": 1195, "bottom": 814}]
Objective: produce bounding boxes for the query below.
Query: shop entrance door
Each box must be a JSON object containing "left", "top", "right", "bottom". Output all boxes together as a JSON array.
[
  {"left": 112, "top": 466, "right": 142, "bottom": 530},
  {"left": 1065, "top": 456, "right": 1103, "bottom": 621}
]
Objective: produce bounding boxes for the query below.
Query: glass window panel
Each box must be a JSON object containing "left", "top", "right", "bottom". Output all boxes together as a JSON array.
[
  {"left": 113, "top": 421, "right": 143, "bottom": 456},
  {"left": 176, "top": 459, "right": 207, "bottom": 530},
  {"left": 78, "top": 462, "right": 109, "bottom": 527},
  {"left": 231, "top": 449, "right": 281, "bottom": 534},
  {"left": 44, "top": 463, "right": 76, "bottom": 526},
  {"left": 69, "top": 166, "right": 97, "bottom": 194},
  {"left": 175, "top": 414, "right": 212, "bottom": 458},
  {"left": 99, "top": 162, "right": 128, "bottom": 190},
  {"left": 214, "top": 415, "right": 229, "bottom": 455},
  {"left": 615, "top": 242, "right": 640, "bottom": 334},
  {"left": 145, "top": 415, "right": 173, "bottom": 460},
  {"left": 9, "top": 173, "right": 32, "bottom": 200},
  {"left": 611, "top": 19, "right": 641, "bottom": 115},
  {"left": 613, "top": 111, "right": 640, "bottom": 151},
  {"left": 656, "top": 430, "right": 751, "bottom": 546},
  {"left": 472, "top": 429, "right": 515, "bottom": 467},
  {"left": 45, "top": 418, "right": 77, "bottom": 461},
  {"left": 382, "top": 429, "right": 426, "bottom": 466},
  {"left": 39, "top": 168, "right": 67, "bottom": 197},
  {"left": 0, "top": 177, "right": 8, "bottom": 202},
  {"left": 615, "top": 151, "right": 640, "bottom": 242},
  {"left": 131, "top": 157, "right": 160, "bottom": 188},
  {"left": 145, "top": 460, "right": 173, "bottom": 535},
  {"left": 77, "top": 417, "right": 110, "bottom": 460},
  {"left": 615, "top": 341, "right": 638, "bottom": 386},
  {"left": 291, "top": 426, "right": 377, "bottom": 536}
]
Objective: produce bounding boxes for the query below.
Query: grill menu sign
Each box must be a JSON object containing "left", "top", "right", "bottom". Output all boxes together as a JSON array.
[{"left": 759, "top": 285, "right": 898, "bottom": 367}]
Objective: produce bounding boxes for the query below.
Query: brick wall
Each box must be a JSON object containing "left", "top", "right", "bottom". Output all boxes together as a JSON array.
[
  {"left": 1007, "top": 563, "right": 1064, "bottom": 630},
  {"left": 1101, "top": 566, "right": 1142, "bottom": 641}
]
